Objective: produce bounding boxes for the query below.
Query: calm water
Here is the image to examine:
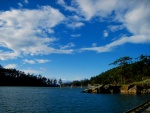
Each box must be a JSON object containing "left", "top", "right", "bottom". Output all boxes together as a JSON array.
[{"left": 0, "top": 87, "right": 150, "bottom": 113}]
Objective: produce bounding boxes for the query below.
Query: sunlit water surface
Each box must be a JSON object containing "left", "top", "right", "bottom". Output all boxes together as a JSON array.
[{"left": 0, "top": 87, "right": 150, "bottom": 113}]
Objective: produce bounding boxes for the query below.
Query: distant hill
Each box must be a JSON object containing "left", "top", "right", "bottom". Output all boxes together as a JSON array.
[
  {"left": 89, "top": 54, "right": 150, "bottom": 85},
  {"left": 0, "top": 65, "right": 58, "bottom": 87}
]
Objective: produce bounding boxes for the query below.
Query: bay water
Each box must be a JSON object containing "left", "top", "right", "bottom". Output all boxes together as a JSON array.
[{"left": 0, "top": 87, "right": 150, "bottom": 113}]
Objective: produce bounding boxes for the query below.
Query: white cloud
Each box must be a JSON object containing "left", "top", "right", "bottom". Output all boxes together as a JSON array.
[
  {"left": 81, "top": 45, "right": 111, "bottom": 53},
  {"left": 36, "top": 59, "right": 50, "bottom": 63},
  {"left": 75, "top": 0, "right": 150, "bottom": 52},
  {"left": 60, "top": 43, "right": 75, "bottom": 49},
  {"left": 23, "top": 59, "right": 50, "bottom": 64},
  {"left": 124, "top": 4, "right": 150, "bottom": 35},
  {"left": 57, "top": 1, "right": 85, "bottom": 29},
  {"left": 75, "top": 0, "right": 118, "bottom": 20},
  {"left": 81, "top": 35, "right": 150, "bottom": 53},
  {"left": 22, "top": 69, "right": 40, "bottom": 74},
  {"left": 4, "top": 64, "right": 17, "bottom": 69},
  {"left": 103, "top": 30, "right": 108, "bottom": 37},
  {"left": 0, "top": 6, "right": 74, "bottom": 60},
  {"left": 67, "top": 22, "right": 84, "bottom": 28},
  {"left": 0, "top": 51, "right": 19, "bottom": 60},
  {"left": 23, "top": 59, "right": 36, "bottom": 64},
  {"left": 57, "top": 0, "right": 76, "bottom": 12},
  {"left": 57, "top": 0, "right": 150, "bottom": 52},
  {"left": 108, "top": 25, "right": 124, "bottom": 32},
  {"left": 0, "top": 0, "right": 149, "bottom": 58},
  {"left": 69, "top": 15, "right": 83, "bottom": 21}
]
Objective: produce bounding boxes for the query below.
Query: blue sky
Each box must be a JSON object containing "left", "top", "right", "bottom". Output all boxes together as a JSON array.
[{"left": 0, "top": 0, "right": 150, "bottom": 81}]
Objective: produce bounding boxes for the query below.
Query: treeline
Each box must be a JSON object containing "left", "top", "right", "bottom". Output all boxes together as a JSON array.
[
  {"left": 90, "top": 54, "right": 150, "bottom": 85},
  {"left": 0, "top": 65, "right": 58, "bottom": 87},
  {"left": 63, "top": 79, "right": 90, "bottom": 87},
  {"left": 1, "top": 54, "right": 149, "bottom": 87},
  {"left": 71, "top": 54, "right": 150, "bottom": 86},
  {"left": 0, "top": 64, "right": 88, "bottom": 87}
]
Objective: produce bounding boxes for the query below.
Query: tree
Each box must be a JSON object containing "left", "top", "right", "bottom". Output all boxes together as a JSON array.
[
  {"left": 110, "top": 56, "right": 132, "bottom": 84},
  {"left": 47, "top": 79, "right": 52, "bottom": 86},
  {"left": 58, "top": 78, "right": 62, "bottom": 89},
  {"left": 53, "top": 79, "right": 57, "bottom": 86}
]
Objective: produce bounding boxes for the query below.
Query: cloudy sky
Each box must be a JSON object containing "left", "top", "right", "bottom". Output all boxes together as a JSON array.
[{"left": 0, "top": 0, "right": 150, "bottom": 81}]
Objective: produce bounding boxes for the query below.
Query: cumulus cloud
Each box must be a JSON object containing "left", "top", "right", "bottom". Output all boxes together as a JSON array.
[
  {"left": 67, "top": 22, "right": 84, "bottom": 28},
  {"left": 0, "top": 6, "right": 75, "bottom": 60},
  {"left": 1, "top": 0, "right": 150, "bottom": 58},
  {"left": 103, "top": 30, "right": 108, "bottom": 37},
  {"left": 0, "top": 51, "right": 19, "bottom": 60},
  {"left": 108, "top": 25, "right": 124, "bottom": 32},
  {"left": 74, "top": 0, "right": 150, "bottom": 35},
  {"left": 56, "top": 0, "right": 150, "bottom": 53},
  {"left": 4, "top": 64, "right": 17, "bottom": 69},
  {"left": 123, "top": 4, "right": 150, "bottom": 35},
  {"left": 23, "top": 59, "right": 50, "bottom": 64},
  {"left": 36, "top": 59, "right": 50, "bottom": 63},
  {"left": 57, "top": 1, "right": 84, "bottom": 29},
  {"left": 57, "top": 0, "right": 76, "bottom": 12},
  {"left": 74, "top": 0, "right": 118, "bottom": 20},
  {"left": 22, "top": 69, "right": 40, "bottom": 74},
  {"left": 60, "top": 43, "right": 75, "bottom": 49},
  {"left": 23, "top": 59, "right": 36, "bottom": 64},
  {"left": 77, "top": 0, "right": 150, "bottom": 52},
  {"left": 71, "top": 34, "right": 81, "bottom": 38},
  {"left": 81, "top": 35, "right": 150, "bottom": 53}
]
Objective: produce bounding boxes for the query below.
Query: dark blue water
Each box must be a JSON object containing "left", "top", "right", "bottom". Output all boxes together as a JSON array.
[{"left": 0, "top": 87, "right": 150, "bottom": 113}]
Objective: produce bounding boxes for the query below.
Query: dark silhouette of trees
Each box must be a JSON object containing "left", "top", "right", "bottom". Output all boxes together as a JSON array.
[
  {"left": 0, "top": 66, "right": 58, "bottom": 87},
  {"left": 58, "top": 78, "right": 62, "bottom": 89},
  {"left": 53, "top": 79, "right": 57, "bottom": 86}
]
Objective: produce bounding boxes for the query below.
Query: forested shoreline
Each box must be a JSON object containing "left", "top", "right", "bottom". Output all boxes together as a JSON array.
[
  {"left": 0, "top": 66, "right": 58, "bottom": 87},
  {"left": 71, "top": 54, "right": 150, "bottom": 86},
  {"left": 0, "top": 54, "right": 150, "bottom": 87},
  {"left": 89, "top": 54, "right": 150, "bottom": 85}
]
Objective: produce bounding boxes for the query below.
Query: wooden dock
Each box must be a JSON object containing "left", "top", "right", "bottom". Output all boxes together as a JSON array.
[{"left": 124, "top": 99, "right": 150, "bottom": 113}]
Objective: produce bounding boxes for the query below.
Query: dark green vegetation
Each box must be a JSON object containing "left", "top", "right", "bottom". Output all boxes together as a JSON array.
[
  {"left": 0, "top": 65, "right": 58, "bottom": 86},
  {"left": 72, "top": 54, "right": 150, "bottom": 86},
  {"left": 90, "top": 54, "right": 150, "bottom": 85}
]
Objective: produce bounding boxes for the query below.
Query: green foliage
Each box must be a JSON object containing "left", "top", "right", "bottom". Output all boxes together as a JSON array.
[
  {"left": 0, "top": 66, "right": 58, "bottom": 87},
  {"left": 86, "top": 54, "right": 150, "bottom": 85}
]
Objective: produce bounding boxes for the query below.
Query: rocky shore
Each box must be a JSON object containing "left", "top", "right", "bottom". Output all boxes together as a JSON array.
[
  {"left": 121, "top": 84, "right": 150, "bottom": 94},
  {"left": 83, "top": 83, "right": 150, "bottom": 94}
]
